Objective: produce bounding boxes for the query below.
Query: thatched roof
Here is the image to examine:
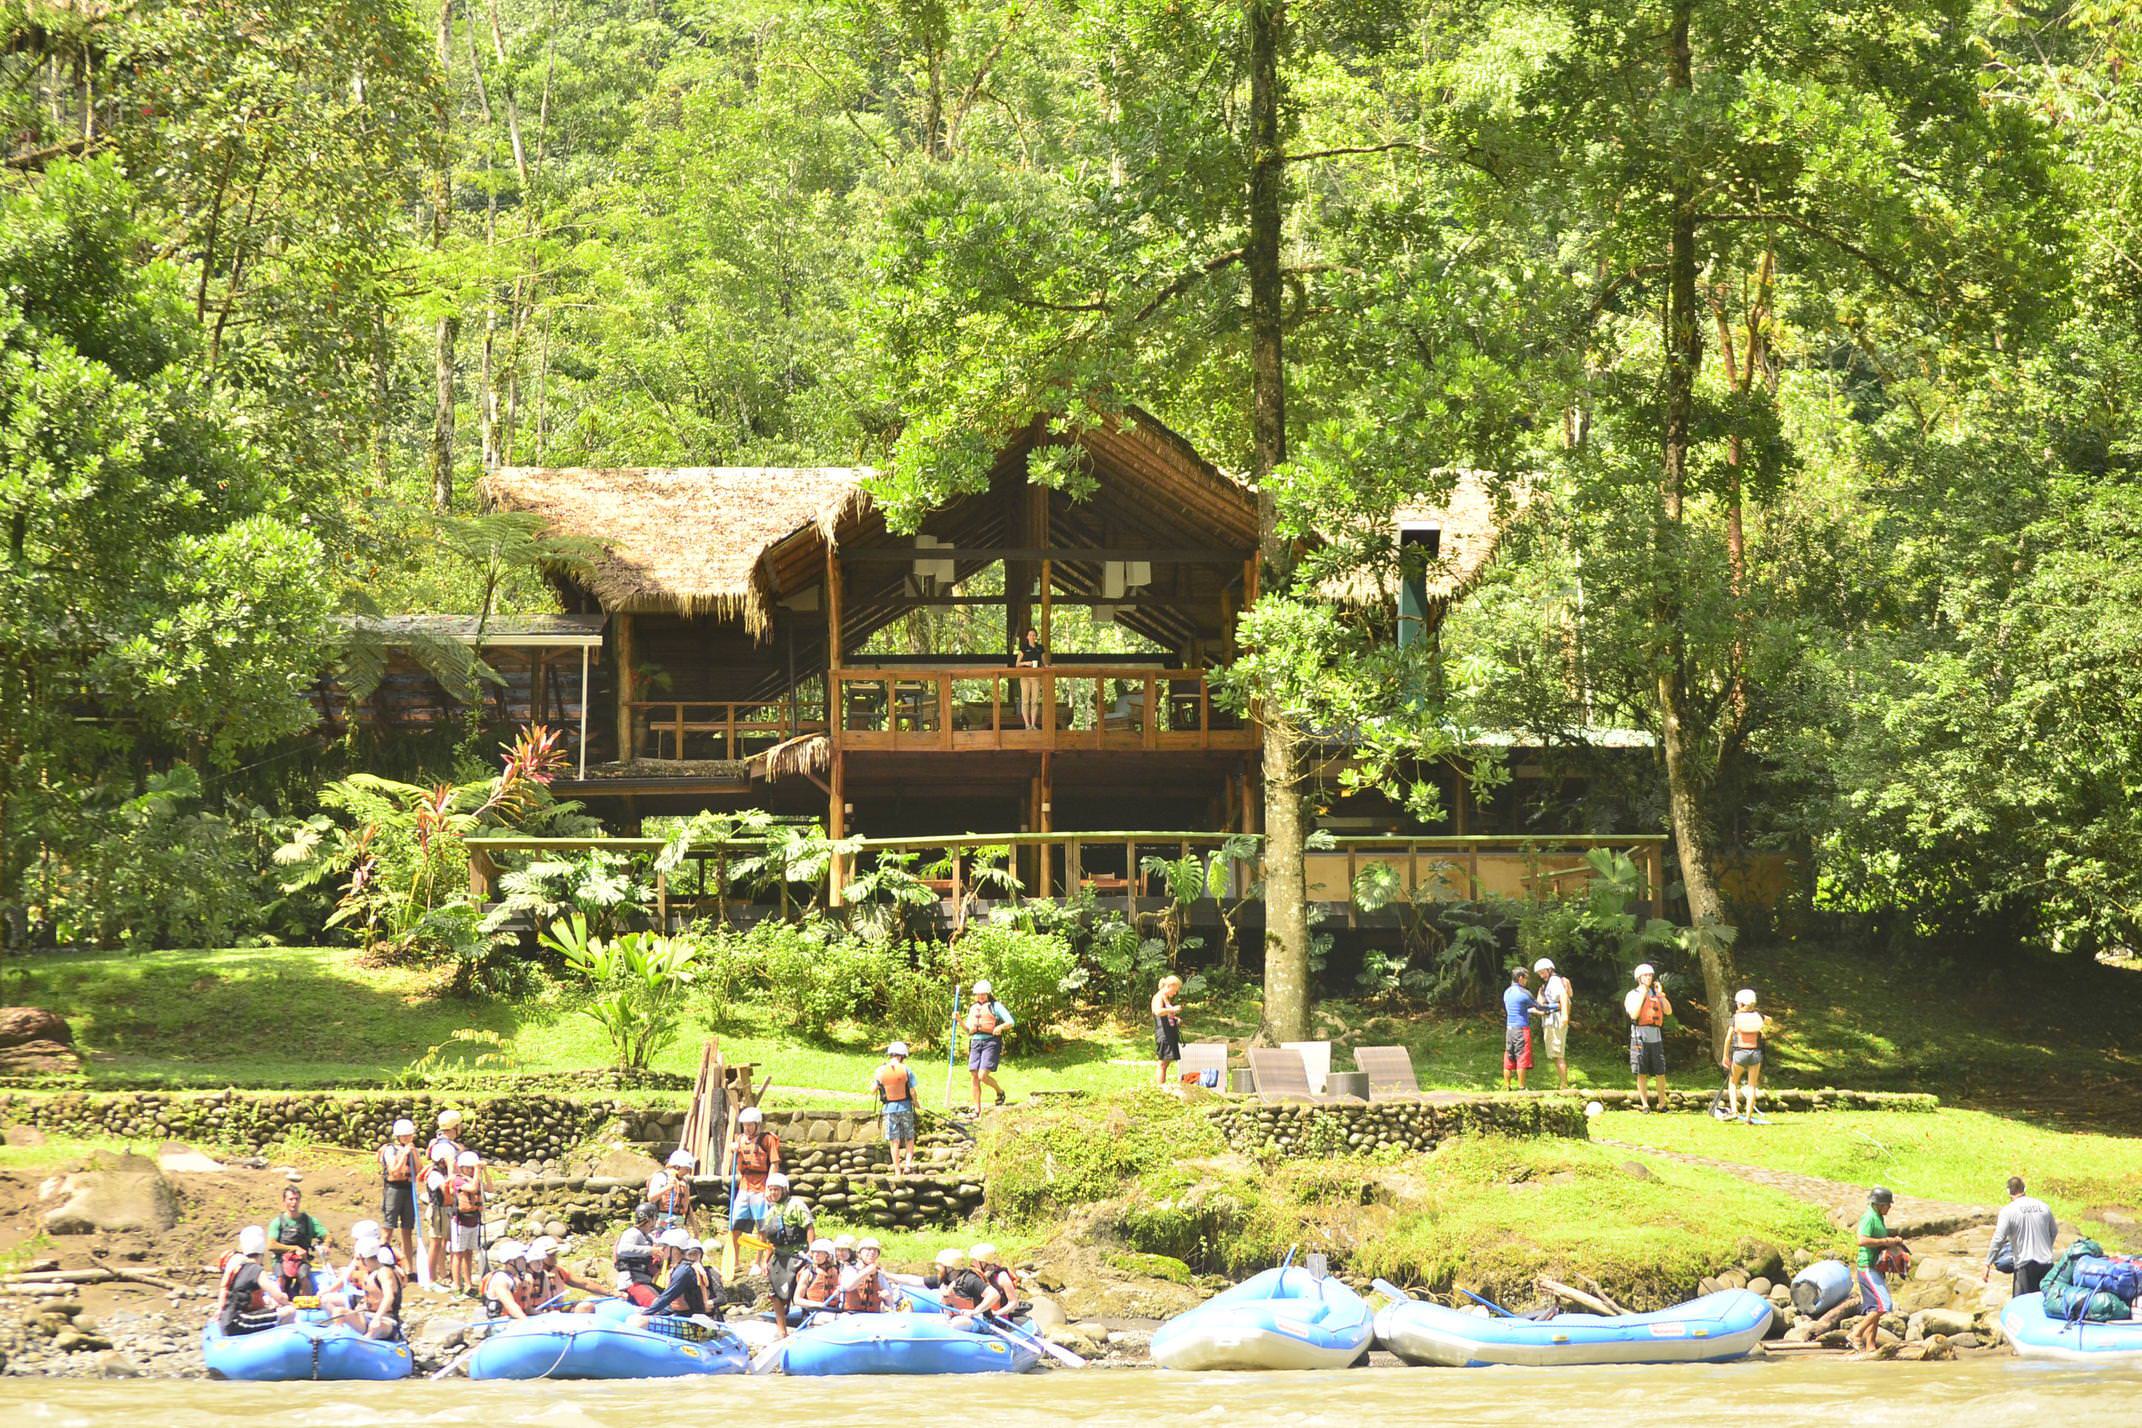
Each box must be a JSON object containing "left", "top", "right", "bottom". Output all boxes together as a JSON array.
[
  {"left": 479, "top": 466, "right": 873, "bottom": 632},
  {"left": 1321, "top": 471, "right": 1529, "bottom": 613}
]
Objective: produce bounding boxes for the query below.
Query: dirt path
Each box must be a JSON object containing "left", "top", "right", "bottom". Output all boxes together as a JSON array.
[{"left": 1595, "top": 1137, "right": 1999, "bottom": 1239}]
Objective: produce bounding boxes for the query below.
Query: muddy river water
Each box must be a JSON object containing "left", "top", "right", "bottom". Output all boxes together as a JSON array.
[{"left": 4, "top": 1358, "right": 2138, "bottom": 1427}]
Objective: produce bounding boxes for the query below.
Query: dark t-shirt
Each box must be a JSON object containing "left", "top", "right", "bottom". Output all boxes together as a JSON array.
[
  {"left": 1015, "top": 639, "right": 1047, "bottom": 666},
  {"left": 646, "top": 1261, "right": 718, "bottom": 1317},
  {"left": 268, "top": 1211, "right": 327, "bottom": 1253}
]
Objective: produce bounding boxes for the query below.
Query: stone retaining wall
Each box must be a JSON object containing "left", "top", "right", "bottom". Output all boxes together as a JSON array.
[
  {"left": 1585, "top": 1088, "right": 1938, "bottom": 1114},
  {"left": 496, "top": 1170, "right": 986, "bottom": 1239},
  {"left": 1204, "top": 1096, "right": 1589, "bottom": 1158}
]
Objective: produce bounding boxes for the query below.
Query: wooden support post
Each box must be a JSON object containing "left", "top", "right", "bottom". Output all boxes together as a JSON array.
[
  {"left": 1453, "top": 763, "right": 1470, "bottom": 835},
  {"left": 614, "top": 612, "right": 636, "bottom": 763},
  {"left": 577, "top": 644, "right": 590, "bottom": 778},
  {"left": 826, "top": 540, "right": 844, "bottom": 672},
  {"left": 1037, "top": 753, "right": 1053, "bottom": 899},
  {"left": 828, "top": 748, "right": 847, "bottom": 908},
  {"left": 1039, "top": 557, "right": 1052, "bottom": 652},
  {"left": 1126, "top": 839, "right": 1138, "bottom": 921},
  {"left": 1346, "top": 845, "right": 1358, "bottom": 928},
  {"left": 468, "top": 845, "right": 497, "bottom": 900},
  {"left": 656, "top": 869, "right": 668, "bottom": 930}
]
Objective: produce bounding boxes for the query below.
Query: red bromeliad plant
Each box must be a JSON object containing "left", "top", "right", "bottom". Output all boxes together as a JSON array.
[{"left": 280, "top": 726, "right": 589, "bottom": 982}]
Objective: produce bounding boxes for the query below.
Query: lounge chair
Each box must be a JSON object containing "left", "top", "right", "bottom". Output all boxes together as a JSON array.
[
  {"left": 1354, "top": 1045, "right": 1428, "bottom": 1102},
  {"left": 1246, "top": 1047, "right": 1365, "bottom": 1105},
  {"left": 1281, "top": 1040, "right": 1333, "bottom": 1095}
]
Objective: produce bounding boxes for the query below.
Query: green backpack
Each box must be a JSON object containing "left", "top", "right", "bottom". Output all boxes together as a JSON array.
[{"left": 2040, "top": 1238, "right": 2131, "bottom": 1324}]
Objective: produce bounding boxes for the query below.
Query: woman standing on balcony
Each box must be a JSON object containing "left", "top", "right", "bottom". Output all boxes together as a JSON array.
[{"left": 1015, "top": 627, "right": 1047, "bottom": 729}]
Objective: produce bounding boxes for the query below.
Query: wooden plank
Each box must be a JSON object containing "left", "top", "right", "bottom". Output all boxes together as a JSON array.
[
  {"left": 841, "top": 546, "right": 1244, "bottom": 563},
  {"left": 615, "top": 612, "right": 636, "bottom": 762}
]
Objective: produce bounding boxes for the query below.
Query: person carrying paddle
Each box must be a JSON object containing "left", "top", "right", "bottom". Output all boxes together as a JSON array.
[
  {"left": 526, "top": 1235, "right": 606, "bottom": 1312},
  {"left": 481, "top": 1241, "right": 531, "bottom": 1321},
  {"left": 635, "top": 1228, "right": 719, "bottom": 1322},
  {"left": 792, "top": 1239, "right": 841, "bottom": 1315},
  {"left": 837, "top": 1237, "right": 895, "bottom": 1312},
  {"left": 969, "top": 1243, "right": 1025, "bottom": 1319},
  {"left": 334, "top": 1241, "right": 405, "bottom": 1341},
  {"left": 648, "top": 1149, "right": 695, "bottom": 1233},
  {"left": 761, "top": 1173, "right": 814, "bottom": 1337},
  {"left": 216, "top": 1226, "right": 295, "bottom": 1337},
  {"left": 614, "top": 1202, "right": 662, "bottom": 1307},
  {"left": 728, "top": 1106, "right": 782, "bottom": 1275},
  {"left": 965, "top": 979, "right": 1015, "bottom": 1115}
]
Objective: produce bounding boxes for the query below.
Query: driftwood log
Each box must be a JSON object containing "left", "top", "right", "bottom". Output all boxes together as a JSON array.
[{"left": 1538, "top": 1276, "right": 1625, "bottom": 1317}]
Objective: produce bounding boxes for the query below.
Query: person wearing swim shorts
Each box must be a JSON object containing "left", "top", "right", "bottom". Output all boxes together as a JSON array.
[
  {"left": 1501, "top": 966, "right": 1542, "bottom": 1091},
  {"left": 1852, "top": 1186, "right": 1907, "bottom": 1354},
  {"left": 1723, "top": 988, "right": 1770, "bottom": 1122}
]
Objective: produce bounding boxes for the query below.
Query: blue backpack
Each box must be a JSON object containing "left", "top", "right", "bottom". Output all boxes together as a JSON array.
[{"left": 2073, "top": 1255, "right": 2142, "bottom": 1302}]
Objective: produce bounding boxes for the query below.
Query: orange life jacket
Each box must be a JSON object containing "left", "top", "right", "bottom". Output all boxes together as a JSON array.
[
  {"left": 734, "top": 1133, "right": 776, "bottom": 1179},
  {"left": 966, "top": 1001, "right": 1000, "bottom": 1036},
  {"left": 652, "top": 1177, "right": 690, "bottom": 1215},
  {"left": 840, "top": 1268, "right": 884, "bottom": 1313},
  {"left": 876, "top": 1063, "right": 912, "bottom": 1103},
  {"left": 799, "top": 1262, "right": 841, "bottom": 1308},
  {"left": 380, "top": 1141, "right": 416, "bottom": 1183},
  {"left": 1634, "top": 988, "right": 1665, "bottom": 1027},
  {"left": 448, "top": 1174, "right": 483, "bottom": 1223}
]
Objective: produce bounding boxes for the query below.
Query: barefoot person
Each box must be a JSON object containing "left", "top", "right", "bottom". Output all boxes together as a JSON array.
[
  {"left": 1723, "top": 988, "right": 1770, "bottom": 1123},
  {"left": 965, "top": 979, "right": 1015, "bottom": 1114},
  {"left": 1153, "top": 975, "right": 1185, "bottom": 1086},
  {"left": 1851, "top": 1186, "right": 1908, "bottom": 1354},
  {"left": 1533, "top": 958, "right": 1574, "bottom": 1090},
  {"left": 1624, "top": 964, "right": 1673, "bottom": 1111},
  {"left": 873, "top": 1042, "right": 919, "bottom": 1175},
  {"left": 1014, "top": 627, "right": 1047, "bottom": 729}
]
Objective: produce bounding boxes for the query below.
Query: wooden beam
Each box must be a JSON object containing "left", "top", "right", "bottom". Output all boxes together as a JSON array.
[
  {"left": 841, "top": 545, "right": 1245, "bottom": 563},
  {"left": 828, "top": 748, "right": 847, "bottom": 908},
  {"left": 614, "top": 613, "right": 636, "bottom": 762},
  {"left": 825, "top": 542, "right": 844, "bottom": 672}
]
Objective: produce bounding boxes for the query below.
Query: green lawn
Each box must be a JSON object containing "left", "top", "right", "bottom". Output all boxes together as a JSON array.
[{"left": 10, "top": 939, "right": 2142, "bottom": 1126}]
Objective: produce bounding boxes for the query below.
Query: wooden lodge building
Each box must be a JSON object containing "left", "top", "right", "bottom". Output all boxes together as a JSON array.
[{"left": 348, "top": 411, "right": 1678, "bottom": 907}]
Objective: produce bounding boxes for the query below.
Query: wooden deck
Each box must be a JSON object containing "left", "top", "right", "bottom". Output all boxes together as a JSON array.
[{"left": 832, "top": 664, "right": 1254, "bottom": 753}]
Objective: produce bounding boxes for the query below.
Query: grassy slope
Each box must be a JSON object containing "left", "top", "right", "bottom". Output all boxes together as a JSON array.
[
  {"left": 1598, "top": 1107, "right": 2142, "bottom": 1246},
  {"left": 10, "top": 937, "right": 2142, "bottom": 1123}
]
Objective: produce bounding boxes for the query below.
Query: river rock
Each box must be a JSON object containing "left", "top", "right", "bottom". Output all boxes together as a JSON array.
[
  {"left": 0, "top": 1007, "right": 71, "bottom": 1047},
  {"left": 41, "top": 1154, "right": 179, "bottom": 1235},
  {"left": 1910, "top": 1307, "right": 1974, "bottom": 1339},
  {"left": 1949, "top": 1332, "right": 1980, "bottom": 1350},
  {"left": 93, "top": 1350, "right": 143, "bottom": 1378},
  {"left": 4, "top": 1125, "right": 47, "bottom": 1147},
  {"left": 1748, "top": 1277, "right": 1772, "bottom": 1298},
  {"left": 1025, "top": 1295, "right": 1068, "bottom": 1333}
]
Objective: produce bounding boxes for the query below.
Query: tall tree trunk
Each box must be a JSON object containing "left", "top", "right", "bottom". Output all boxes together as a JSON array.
[
  {"left": 430, "top": 0, "right": 458, "bottom": 511},
  {"left": 1246, "top": 0, "right": 1308, "bottom": 1042},
  {"left": 1659, "top": 0, "right": 1734, "bottom": 1060}
]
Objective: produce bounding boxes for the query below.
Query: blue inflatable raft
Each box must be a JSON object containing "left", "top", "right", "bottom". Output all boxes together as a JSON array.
[
  {"left": 2000, "top": 1293, "right": 2142, "bottom": 1361},
  {"left": 1151, "top": 1265, "right": 1374, "bottom": 1371},
  {"left": 1372, "top": 1286, "right": 1773, "bottom": 1367},
  {"left": 201, "top": 1318, "right": 414, "bottom": 1381},
  {"left": 761, "top": 1312, "right": 1042, "bottom": 1375},
  {"left": 467, "top": 1307, "right": 749, "bottom": 1380}
]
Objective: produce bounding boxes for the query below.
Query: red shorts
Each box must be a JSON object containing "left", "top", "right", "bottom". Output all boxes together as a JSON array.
[
  {"left": 1503, "top": 1026, "right": 1534, "bottom": 1071},
  {"left": 622, "top": 1282, "right": 657, "bottom": 1308}
]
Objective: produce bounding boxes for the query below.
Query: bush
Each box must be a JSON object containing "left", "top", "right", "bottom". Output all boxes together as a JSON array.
[
  {"left": 955, "top": 920, "right": 1079, "bottom": 1038},
  {"left": 978, "top": 1088, "right": 1226, "bottom": 1226},
  {"left": 690, "top": 916, "right": 945, "bottom": 1046}
]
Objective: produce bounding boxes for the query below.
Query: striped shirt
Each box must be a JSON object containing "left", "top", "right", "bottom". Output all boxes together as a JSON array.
[{"left": 1988, "top": 1196, "right": 2058, "bottom": 1267}]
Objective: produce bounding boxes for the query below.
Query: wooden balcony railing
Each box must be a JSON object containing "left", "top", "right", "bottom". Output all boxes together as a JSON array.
[
  {"left": 628, "top": 700, "right": 826, "bottom": 762},
  {"left": 831, "top": 665, "right": 1254, "bottom": 752}
]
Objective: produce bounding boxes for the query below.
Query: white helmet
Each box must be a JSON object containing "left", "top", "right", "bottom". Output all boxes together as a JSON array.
[
  {"left": 970, "top": 1242, "right": 998, "bottom": 1261},
  {"left": 766, "top": 1172, "right": 790, "bottom": 1190},
  {"left": 391, "top": 1118, "right": 416, "bottom": 1137},
  {"left": 934, "top": 1248, "right": 965, "bottom": 1267},
  {"left": 1735, "top": 988, "right": 1758, "bottom": 1007},
  {"left": 355, "top": 1238, "right": 382, "bottom": 1259},
  {"left": 1532, "top": 958, "right": 1555, "bottom": 974},
  {"left": 834, "top": 1233, "right": 855, "bottom": 1251},
  {"left": 494, "top": 1240, "right": 527, "bottom": 1263},
  {"left": 526, "top": 1236, "right": 559, "bottom": 1261},
  {"left": 374, "top": 1245, "right": 398, "bottom": 1267},
  {"left": 1633, "top": 964, "right": 1655, "bottom": 982},
  {"left": 809, "top": 1238, "right": 835, "bottom": 1255},
  {"left": 238, "top": 1226, "right": 267, "bottom": 1256},
  {"left": 666, "top": 1149, "right": 695, "bottom": 1169},
  {"left": 457, "top": 1151, "right": 480, "bottom": 1168},
  {"left": 438, "top": 1109, "right": 462, "bottom": 1128},
  {"left": 887, "top": 1041, "right": 909, "bottom": 1057},
  {"left": 972, "top": 979, "right": 992, "bottom": 995},
  {"left": 657, "top": 1227, "right": 692, "bottom": 1250},
  {"left": 351, "top": 1220, "right": 381, "bottom": 1243},
  {"left": 740, "top": 1107, "right": 763, "bottom": 1123},
  {"left": 684, "top": 1238, "right": 705, "bottom": 1256},
  {"left": 858, "top": 1237, "right": 882, "bottom": 1252}
]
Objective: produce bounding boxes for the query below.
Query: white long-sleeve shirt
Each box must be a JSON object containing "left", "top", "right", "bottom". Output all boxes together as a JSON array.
[{"left": 1987, "top": 1195, "right": 2058, "bottom": 1267}]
